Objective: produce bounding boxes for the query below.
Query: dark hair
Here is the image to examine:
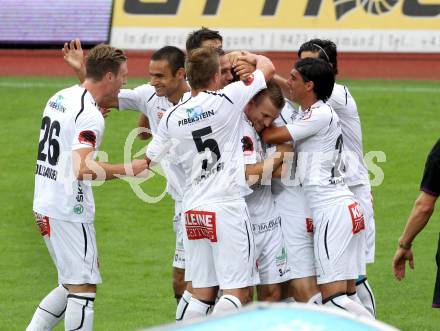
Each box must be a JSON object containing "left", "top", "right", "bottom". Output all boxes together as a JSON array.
[
  {"left": 151, "top": 46, "right": 185, "bottom": 76},
  {"left": 186, "top": 27, "right": 223, "bottom": 52},
  {"left": 298, "top": 39, "right": 338, "bottom": 75},
  {"left": 185, "top": 47, "right": 219, "bottom": 90},
  {"left": 294, "top": 58, "right": 335, "bottom": 102},
  {"left": 86, "top": 44, "right": 127, "bottom": 81},
  {"left": 253, "top": 80, "right": 285, "bottom": 110}
]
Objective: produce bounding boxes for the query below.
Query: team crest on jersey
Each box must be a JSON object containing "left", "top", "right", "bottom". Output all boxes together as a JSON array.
[
  {"left": 78, "top": 130, "right": 97, "bottom": 148},
  {"left": 348, "top": 202, "right": 365, "bottom": 234},
  {"left": 241, "top": 136, "right": 254, "bottom": 156},
  {"left": 184, "top": 210, "right": 217, "bottom": 242},
  {"left": 243, "top": 74, "right": 254, "bottom": 86}
]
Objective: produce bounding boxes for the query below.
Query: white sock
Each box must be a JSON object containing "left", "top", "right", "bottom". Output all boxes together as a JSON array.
[
  {"left": 356, "top": 278, "right": 376, "bottom": 317},
  {"left": 212, "top": 295, "right": 242, "bottom": 315},
  {"left": 27, "top": 285, "right": 68, "bottom": 331},
  {"left": 282, "top": 297, "right": 296, "bottom": 303},
  {"left": 64, "top": 293, "right": 95, "bottom": 331},
  {"left": 323, "top": 293, "right": 372, "bottom": 318},
  {"left": 176, "top": 290, "right": 192, "bottom": 321},
  {"left": 307, "top": 292, "right": 322, "bottom": 305},
  {"left": 182, "top": 297, "right": 213, "bottom": 320}
]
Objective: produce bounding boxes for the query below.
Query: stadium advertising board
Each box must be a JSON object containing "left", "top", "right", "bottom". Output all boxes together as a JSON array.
[
  {"left": 0, "top": 0, "right": 113, "bottom": 45},
  {"left": 110, "top": 0, "right": 440, "bottom": 52}
]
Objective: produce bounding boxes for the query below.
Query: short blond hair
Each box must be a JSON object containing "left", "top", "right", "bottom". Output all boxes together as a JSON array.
[
  {"left": 86, "top": 44, "right": 127, "bottom": 81},
  {"left": 185, "top": 47, "right": 219, "bottom": 90}
]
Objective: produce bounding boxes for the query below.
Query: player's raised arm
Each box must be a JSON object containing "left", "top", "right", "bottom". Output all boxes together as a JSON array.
[
  {"left": 235, "top": 52, "right": 275, "bottom": 82},
  {"left": 63, "top": 38, "right": 86, "bottom": 83}
]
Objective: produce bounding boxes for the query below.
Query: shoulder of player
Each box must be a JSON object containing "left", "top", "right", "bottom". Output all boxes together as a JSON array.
[
  {"left": 201, "top": 90, "right": 234, "bottom": 104},
  {"left": 307, "top": 103, "right": 334, "bottom": 122},
  {"left": 164, "top": 96, "right": 193, "bottom": 128}
]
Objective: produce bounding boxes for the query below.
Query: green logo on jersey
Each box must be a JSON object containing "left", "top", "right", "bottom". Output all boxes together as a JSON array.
[{"left": 74, "top": 204, "right": 84, "bottom": 214}]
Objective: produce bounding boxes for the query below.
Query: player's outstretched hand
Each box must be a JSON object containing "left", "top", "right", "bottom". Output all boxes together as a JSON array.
[
  {"left": 130, "top": 159, "right": 149, "bottom": 177},
  {"left": 392, "top": 247, "right": 414, "bottom": 280},
  {"left": 63, "top": 39, "right": 84, "bottom": 72},
  {"left": 234, "top": 60, "right": 256, "bottom": 80}
]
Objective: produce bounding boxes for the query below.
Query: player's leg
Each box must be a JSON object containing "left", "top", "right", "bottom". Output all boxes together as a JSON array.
[
  {"left": 27, "top": 214, "right": 68, "bottom": 331},
  {"left": 350, "top": 184, "right": 377, "bottom": 316},
  {"left": 172, "top": 205, "right": 187, "bottom": 304},
  {"left": 314, "top": 202, "right": 371, "bottom": 317},
  {"left": 55, "top": 221, "right": 101, "bottom": 330},
  {"left": 181, "top": 208, "right": 218, "bottom": 320},
  {"left": 254, "top": 216, "right": 290, "bottom": 302},
  {"left": 176, "top": 282, "right": 193, "bottom": 321},
  {"left": 211, "top": 202, "right": 257, "bottom": 314},
  {"left": 289, "top": 277, "right": 321, "bottom": 303},
  {"left": 281, "top": 209, "right": 320, "bottom": 303}
]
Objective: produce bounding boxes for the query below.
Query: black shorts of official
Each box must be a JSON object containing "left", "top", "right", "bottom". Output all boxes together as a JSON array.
[{"left": 433, "top": 232, "right": 440, "bottom": 308}]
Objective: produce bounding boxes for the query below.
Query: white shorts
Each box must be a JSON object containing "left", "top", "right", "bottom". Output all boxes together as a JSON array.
[
  {"left": 172, "top": 201, "right": 185, "bottom": 269},
  {"left": 183, "top": 200, "right": 257, "bottom": 290},
  {"left": 252, "top": 215, "right": 291, "bottom": 285},
  {"left": 276, "top": 188, "right": 316, "bottom": 279},
  {"left": 34, "top": 213, "right": 102, "bottom": 285},
  {"left": 350, "top": 183, "right": 375, "bottom": 264},
  {"left": 312, "top": 200, "right": 366, "bottom": 285}
]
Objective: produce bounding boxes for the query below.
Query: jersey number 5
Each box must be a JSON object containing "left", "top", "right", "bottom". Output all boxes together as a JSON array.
[
  {"left": 192, "top": 126, "right": 221, "bottom": 171},
  {"left": 37, "top": 116, "right": 61, "bottom": 166}
]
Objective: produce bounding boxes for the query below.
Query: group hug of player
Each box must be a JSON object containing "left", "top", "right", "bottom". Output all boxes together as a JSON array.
[{"left": 27, "top": 28, "right": 376, "bottom": 330}]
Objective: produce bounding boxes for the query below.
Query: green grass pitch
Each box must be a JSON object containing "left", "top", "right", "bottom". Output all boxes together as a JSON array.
[{"left": 0, "top": 76, "right": 438, "bottom": 330}]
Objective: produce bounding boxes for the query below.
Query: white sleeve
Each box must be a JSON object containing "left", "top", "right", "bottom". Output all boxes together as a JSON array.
[
  {"left": 118, "top": 84, "right": 155, "bottom": 112},
  {"left": 223, "top": 69, "right": 267, "bottom": 111},
  {"left": 286, "top": 108, "right": 332, "bottom": 141},
  {"left": 146, "top": 115, "right": 171, "bottom": 163},
  {"left": 326, "top": 85, "right": 346, "bottom": 113},
  {"left": 72, "top": 108, "right": 104, "bottom": 151}
]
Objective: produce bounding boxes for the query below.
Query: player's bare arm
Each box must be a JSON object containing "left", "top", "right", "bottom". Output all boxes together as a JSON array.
[
  {"left": 245, "top": 143, "right": 293, "bottom": 184},
  {"left": 228, "top": 51, "right": 275, "bottom": 82},
  {"left": 273, "top": 74, "right": 291, "bottom": 100},
  {"left": 63, "top": 38, "right": 86, "bottom": 83},
  {"left": 261, "top": 125, "right": 292, "bottom": 145},
  {"left": 73, "top": 147, "right": 149, "bottom": 180},
  {"left": 392, "top": 191, "right": 437, "bottom": 280},
  {"left": 271, "top": 144, "right": 294, "bottom": 178},
  {"left": 138, "top": 114, "right": 152, "bottom": 140}
]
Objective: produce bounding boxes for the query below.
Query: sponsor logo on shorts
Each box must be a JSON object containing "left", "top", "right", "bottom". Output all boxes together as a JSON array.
[
  {"left": 185, "top": 210, "right": 217, "bottom": 242},
  {"left": 306, "top": 218, "right": 314, "bottom": 233},
  {"left": 251, "top": 216, "right": 281, "bottom": 234},
  {"left": 74, "top": 204, "right": 84, "bottom": 215},
  {"left": 348, "top": 202, "right": 365, "bottom": 234},
  {"left": 35, "top": 213, "right": 50, "bottom": 237},
  {"left": 275, "top": 247, "right": 290, "bottom": 277}
]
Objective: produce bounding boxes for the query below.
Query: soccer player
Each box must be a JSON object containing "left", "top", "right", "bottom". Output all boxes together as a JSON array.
[
  {"left": 296, "top": 39, "right": 376, "bottom": 316},
  {"left": 271, "top": 101, "right": 322, "bottom": 304},
  {"left": 241, "top": 82, "right": 293, "bottom": 301},
  {"left": 262, "top": 58, "right": 371, "bottom": 317},
  {"left": 146, "top": 47, "right": 275, "bottom": 318},
  {"left": 28, "top": 45, "right": 149, "bottom": 331},
  {"left": 392, "top": 138, "right": 440, "bottom": 309},
  {"left": 63, "top": 40, "right": 191, "bottom": 304}
]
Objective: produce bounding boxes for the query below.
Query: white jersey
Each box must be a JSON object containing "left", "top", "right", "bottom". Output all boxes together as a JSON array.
[
  {"left": 327, "top": 83, "right": 369, "bottom": 186},
  {"left": 33, "top": 85, "right": 104, "bottom": 222},
  {"left": 147, "top": 70, "right": 267, "bottom": 211},
  {"left": 286, "top": 100, "right": 353, "bottom": 210},
  {"left": 242, "top": 114, "right": 276, "bottom": 222},
  {"left": 118, "top": 84, "right": 188, "bottom": 201},
  {"left": 118, "top": 84, "right": 171, "bottom": 135}
]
